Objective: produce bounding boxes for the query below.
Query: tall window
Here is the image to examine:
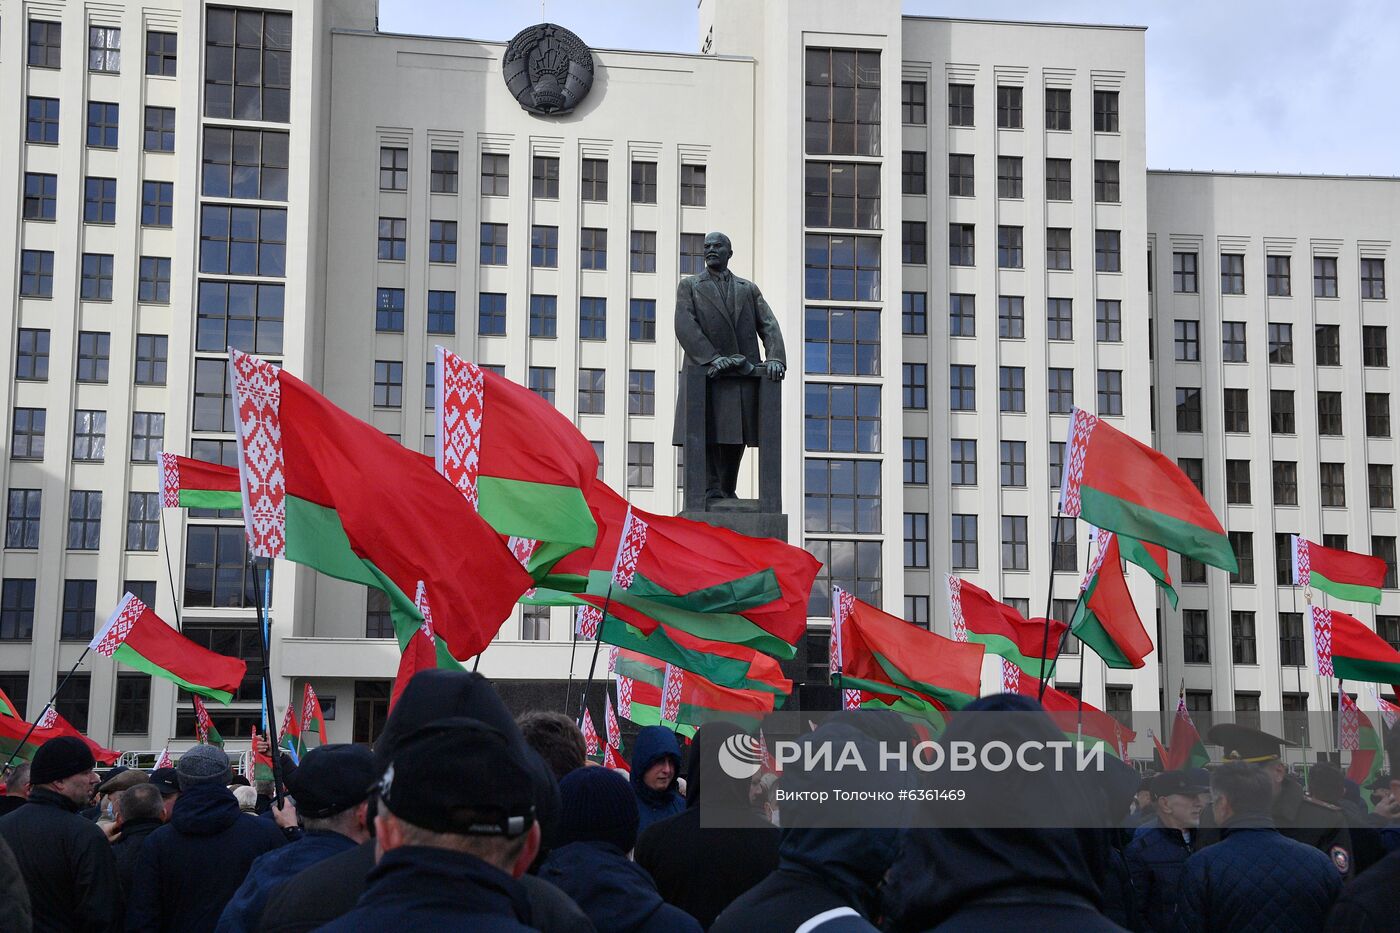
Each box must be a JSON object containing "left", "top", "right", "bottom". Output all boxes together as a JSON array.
[
  {"left": 901, "top": 80, "right": 927, "bottom": 125},
  {"left": 1047, "top": 368, "right": 1074, "bottom": 414},
  {"left": 1318, "top": 461, "right": 1347, "bottom": 507},
  {"left": 1093, "top": 90, "right": 1119, "bottom": 131},
  {"left": 1315, "top": 324, "right": 1341, "bottom": 365},
  {"left": 949, "top": 224, "right": 975, "bottom": 267},
  {"left": 578, "top": 370, "right": 606, "bottom": 414},
  {"left": 1095, "top": 300, "right": 1122, "bottom": 342},
  {"left": 1270, "top": 390, "right": 1295, "bottom": 434},
  {"left": 905, "top": 514, "right": 930, "bottom": 569},
  {"left": 379, "top": 147, "right": 408, "bottom": 190},
  {"left": 1183, "top": 610, "right": 1209, "bottom": 663},
  {"left": 630, "top": 161, "right": 657, "bottom": 203},
  {"left": 581, "top": 158, "right": 608, "bottom": 201},
  {"left": 1174, "top": 320, "right": 1200, "bottom": 361},
  {"left": 1369, "top": 463, "right": 1394, "bottom": 509},
  {"left": 427, "top": 291, "right": 456, "bottom": 335},
  {"left": 679, "top": 233, "right": 705, "bottom": 275},
  {"left": 26, "top": 97, "right": 60, "bottom": 144},
  {"left": 76, "top": 332, "right": 111, "bottom": 383},
  {"left": 203, "top": 7, "right": 292, "bottom": 122},
  {"left": 478, "top": 293, "right": 507, "bottom": 336},
  {"left": 1173, "top": 252, "right": 1198, "bottom": 293},
  {"left": 1314, "top": 256, "right": 1338, "bottom": 297},
  {"left": 630, "top": 231, "right": 657, "bottom": 273},
  {"left": 365, "top": 590, "right": 393, "bottom": 638},
  {"left": 1268, "top": 322, "right": 1293, "bottom": 363},
  {"left": 1367, "top": 393, "right": 1391, "bottom": 438},
  {"left": 81, "top": 254, "right": 116, "bottom": 301},
  {"left": 580, "top": 228, "right": 607, "bottom": 270},
  {"left": 10, "top": 410, "right": 46, "bottom": 461},
  {"left": 999, "top": 296, "right": 1025, "bottom": 339},
  {"left": 1045, "top": 88, "right": 1071, "bottom": 130},
  {"left": 1097, "top": 370, "right": 1123, "bottom": 415},
  {"left": 146, "top": 30, "right": 177, "bottom": 76},
  {"left": 1221, "top": 321, "right": 1247, "bottom": 362},
  {"left": 680, "top": 164, "right": 707, "bottom": 206},
  {"left": 1052, "top": 517, "right": 1077, "bottom": 571},
  {"left": 375, "top": 288, "right": 405, "bottom": 333},
  {"left": 1176, "top": 388, "right": 1202, "bottom": 432},
  {"left": 201, "top": 128, "right": 290, "bottom": 200},
  {"left": 1317, "top": 391, "right": 1343, "bottom": 435},
  {"left": 532, "top": 156, "right": 560, "bottom": 198},
  {"left": 131, "top": 413, "right": 164, "bottom": 463},
  {"left": 0, "top": 581, "right": 36, "bottom": 641},
  {"left": 84, "top": 177, "right": 118, "bottom": 224},
  {"left": 5, "top": 490, "right": 43, "bottom": 549},
  {"left": 628, "top": 370, "right": 656, "bottom": 415},
  {"left": 951, "top": 515, "right": 978, "bottom": 570},
  {"left": 1364, "top": 326, "right": 1388, "bottom": 366},
  {"left": 431, "top": 150, "right": 459, "bottom": 193},
  {"left": 1093, "top": 160, "right": 1119, "bottom": 202},
  {"left": 1095, "top": 230, "right": 1121, "bottom": 272},
  {"left": 1220, "top": 253, "right": 1245, "bottom": 294},
  {"left": 579, "top": 298, "right": 607, "bottom": 340},
  {"left": 139, "top": 257, "right": 172, "bottom": 304},
  {"left": 73, "top": 411, "right": 107, "bottom": 462},
  {"left": 1223, "top": 388, "right": 1249, "bottom": 433},
  {"left": 950, "top": 439, "right": 977, "bottom": 486},
  {"left": 1047, "top": 298, "right": 1073, "bottom": 340},
  {"left": 1046, "top": 228, "right": 1072, "bottom": 270},
  {"left": 530, "top": 295, "right": 557, "bottom": 338},
  {"left": 1361, "top": 258, "right": 1386, "bottom": 299},
  {"left": 479, "top": 223, "right": 507, "bottom": 265},
  {"left": 904, "top": 438, "right": 928, "bottom": 485},
  {"left": 903, "top": 223, "right": 927, "bottom": 265},
  {"left": 1279, "top": 613, "right": 1305, "bottom": 666},
  {"left": 19, "top": 251, "right": 54, "bottom": 298},
  {"left": 23, "top": 173, "right": 58, "bottom": 220},
  {"left": 803, "top": 48, "right": 882, "bottom": 156},
  {"left": 67, "top": 491, "right": 103, "bottom": 550},
  {"left": 373, "top": 361, "right": 403, "bottom": 408},
  {"left": 480, "top": 153, "right": 509, "bottom": 196},
  {"left": 530, "top": 225, "right": 559, "bottom": 268},
  {"left": 947, "top": 83, "right": 974, "bottom": 127},
  {"left": 29, "top": 19, "right": 63, "bottom": 68},
  {"left": 997, "top": 156, "right": 1023, "bottom": 198},
  {"left": 998, "top": 226, "right": 1024, "bottom": 269},
  {"left": 1267, "top": 255, "right": 1291, "bottom": 296},
  {"left": 428, "top": 221, "right": 457, "bottom": 263},
  {"left": 126, "top": 493, "right": 159, "bottom": 551},
  {"left": 902, "top": 151, "right": 926, "bottom": 195},
  {"left": 1002, "top": 516, "right": 1029, "bottom": 571},
  {"left": 630, "top": 299, "right": 656, "bottom": 342},
  {"left": 947, "top": 364, "right": 973, "bottom": 411},
  {"left": 997, "top": 85, "right": 1022, "bottom": 128},
  {"left": 1000, "top": 441, "right": 1027, "bottom": 487},
  {"left": 948, "top": 154, "right": 974, "bottom": 197},
  {"left": 1226, "top": 460, "right": 1251, "bottom": 504},
  {"left": 999, "top": 366, "right": 1026, "bottom": 413},
  {"left": 1045, "top": 159, "right": 1071, "bottom": 200},
  {"left": 949, "top": 294, "right": 975, "bottom": 337},
  {"left": 903, "top": 292, "right": 927, "bottom": 336},
  {"left": 521, "top": 606, "right": 551, "bottom": 641},
  {"left": 627, "top": 443, "right": 654, "bottom": 488}
]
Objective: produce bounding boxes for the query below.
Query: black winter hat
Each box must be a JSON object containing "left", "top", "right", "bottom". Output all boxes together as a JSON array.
[
  {"left": 286, "top": 744, "right": 375, "bottom": 818},
  {"left": 31, "top": 736, "right": 96, "bottom": 785},
  {"left": 558, "top": 766, "right": 637, "bottom": 852}
]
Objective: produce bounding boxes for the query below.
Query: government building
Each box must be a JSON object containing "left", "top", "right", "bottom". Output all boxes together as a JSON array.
[{"left": 2, "top": 0, "right": 1396, "bottom": 756}]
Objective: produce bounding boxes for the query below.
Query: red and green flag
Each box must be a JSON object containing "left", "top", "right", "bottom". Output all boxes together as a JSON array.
[
  {"left": 945, "top": 575, "right": 1067, "bottom": 676},
  {"left": 1313, "top": 606, "right": 1400, "bottom": 685},
  {"left": 1117, "top": 532, "right": 1177, "bottom": 609},
  {"left": 580, "top": 708, "right": 601, "bottom": 758},
  {"left": 249, "top": 728, "right": 275, "bottom": 782},
  {"left": 1338, "top": 689, "right": 1385, "bottom": 805},
  {"left": 0, "top": 686, "right": 20, "bottom": 720},
  {"left": 1160, "top": 688, "right": 1210, "bottom": 770},
  {"left": 279, "top": 703, "right": 303, "bottom": 761},
  {"left": 192, "top": 697, "right": 224, "bottom": 747},
  {"left": 1293, "top": 536, "right": 1387, "bottom": 605},
  {"left": 390, "top": 582, "right": 465, "bottom": 711},
  {"left": 92, "top": 593, "right": 248, "bottom": 704},
  {"left": 603, "top": 693, "right": 628, "bottom": 771},
  {"left": 1012, "top": 673, "right": 1136, "bottom": 760},
  {"left": 160, "top": 453, "right": 242, "bottom": 510},
  {"left": 1060, "top": 407, "right": 1236, "bottom": 573},
  {"left": 0, "top": 718, "right": 65, "bottom": 763},
  {"left": 614, "top": 648, "right": 778, "bottom": 731},
  {"left": 35, "top": 708, "right": 120, "bottom": 765},
  {"left": 300, "top": 684, "right": 328, "bottom": 748},
  {"left": 1070, "top": 530, "right": 1154, "bottom": 670},
  {"left": 615, "top": 675, "right": 696, "bottom": 739}
]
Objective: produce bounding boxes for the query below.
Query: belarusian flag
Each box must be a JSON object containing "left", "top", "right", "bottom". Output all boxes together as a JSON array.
[
  {"left": 155, "top": 747, "right": 172, "bottom": 769},
  {"left": 1338, "top": 690, "right": 1385, "bottom": 805},
  {"left": 249, "top": 728, "right": 274, "bottom": 782},
  {"left": 614, "top": 648, "right": 778, "bottom": 730},
  {"left": 161, "top": 453, "right": 242, "bottom": 510},
  {"left": 228, "top": 349, "right": 533, "bottom": 659},
  {"left": 829, "top": 587, "right": 864, "bottom": 710},
  {"left": 604, "top": 692, "right": 626, "bottom": 770},
  {"left": 36, "top": 709, "right": 119, "bottom": 765},
  {"left": 835, "top": 593, "right": 985, "bottom": 711},
  {"left": 580, "top": 708, "right": 601, "bottom": 758},
  {"left": 0, "top": 718, "right": 64, "bottom": 762},
  {"left": 1293, "top": 536, "right": 1387, "bottom": 605},
  {"left": 91, "top": 593, "right": 248, "bottom": 704},
  {"left": 660, "top": 665, "right": 684, "bottom": 725},
  {"left": 1112, "top": 531, "right": 1177, "bottom": 609},
  {"left": 391, "top": 582, "right": 465, "bottom": 711},
  {"left": 945, "top": 575, "right": 1067, "bottom": 676},
  {"left": 1071, "top": 530, "right": 1154, "bottom": 669},
  {"left": 301, "top": 684, "right": 328, "bottom": 748},
  {"left": 1060, "top": 407, "right": 1237, "bottom": 573},
  {"left": 193, "top": 697, "right": 224, "bottom": 747},
  {"left": 0, "top": 685, "right": 21, "bottom": 720},
  {"left": 279, "top": 704, "right": 302, "bottom": 761},
  {"left": 1313, "top": 606, "right": 1400, "bottom": 684},
  {"left": 1372, "top": 688, "right": 1400, "bottom": 729},
  {"left": 1013, "top": 673, "right": 1136, "bottom": 759},
  {"left": 613, "top": 675, "right": 696, "bottom": 738},
  {"left": 1162, "top": 689, "right": 1210, "bottom": 770}
]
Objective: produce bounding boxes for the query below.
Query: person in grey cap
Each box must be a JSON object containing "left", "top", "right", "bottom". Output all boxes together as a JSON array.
[
  {"left": 1124, "top": 769, "right": 1209, "bottom": 932},
  {"left": 126, "top": 745, "right": 285, "bottom": 932},
  {"left": 215, "top": 745, "right": 375, "bottom": 933}
]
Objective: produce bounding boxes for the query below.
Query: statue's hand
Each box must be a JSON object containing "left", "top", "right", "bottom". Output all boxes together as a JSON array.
[
  {"left": 763, "top": 360, "right": 786, "bottom": 381},
  {"left": 707, "top": 355, "right": 737, "bottom": 378}
]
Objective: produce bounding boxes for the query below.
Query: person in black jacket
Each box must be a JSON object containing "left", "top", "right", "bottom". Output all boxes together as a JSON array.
[
  {"left": 1326, "top": 846, "right": 1400, "bottom": 931},
  {"left": 0, "top": 737, "right": 121, "bottom": 933},
  {"left": 0, "top": 762, "right": 30, "bottom": 817},
  {"left": 1124, "top": 769, "right": 1207, "bottom": 932},
  {"left": 635, "top": 720, "right": 780, "bottom": 929},
  {"left": 1178, "top": 762, "right": 1342, "bottom": 933},
  {"left": 125, "top": 745, "right": 285, "bottom": 931},
  {"left": 110, "top": 783, "right": 166, "bottom": 899},
  {"left": 0, "top": 834, "right": 31, "bottom": 933}
]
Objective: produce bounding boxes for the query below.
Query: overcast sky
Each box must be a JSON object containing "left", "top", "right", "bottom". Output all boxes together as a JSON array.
[{"left": 377, "top": 1, "right": 1398, "bottom": 177}]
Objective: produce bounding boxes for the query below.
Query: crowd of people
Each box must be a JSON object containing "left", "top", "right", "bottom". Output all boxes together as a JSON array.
[{"left": 0, "top": 673, "right": 1398, "bottom": 932}]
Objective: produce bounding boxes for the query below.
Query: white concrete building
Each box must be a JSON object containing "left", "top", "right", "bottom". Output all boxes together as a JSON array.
[{"left": 0, "top": 0, "right": 1395, "bottom": 751}]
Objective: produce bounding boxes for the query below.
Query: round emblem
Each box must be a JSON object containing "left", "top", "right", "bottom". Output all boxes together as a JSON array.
[
  {"left": 502, "top": 23, "right": 595, "bottom": 116},
  {"left": 1330, "top": 845, "right": 1350, "bottom": 873}
]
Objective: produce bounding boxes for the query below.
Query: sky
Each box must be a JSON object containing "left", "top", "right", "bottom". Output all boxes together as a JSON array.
[{"left": 376, "top": 0, "right": 1400, "bottom": 177}]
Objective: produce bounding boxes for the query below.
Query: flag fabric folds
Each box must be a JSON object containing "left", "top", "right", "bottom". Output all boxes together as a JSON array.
[
  {"left": 301, "top": 684, "right": 328, "bottom": 747},
  {"left": 193, "top": 697, "right": 224, "bottom": 747},
  {"left": 161, "top": 452, "right": 242, "bottom": 510},
  {"left": 1338, "top": 689, "right": 1385, "bottom": 801},
  {"left": 1117, "top": 533, "right": 1178, "bottom": 609},
  {"left": 1293, "top": 536, "right": 1387, "bottom": 605},
  {"left": 1071, "top": 530, "right": 1154, "bottom": 670},
  {"left": 1161, "top": 690, "right": 1210, "bottom": 770},
  {"left": 1313, "top": 606, "right": 1400, "bottom": 685},
  {"left": 1012, "top": 673, "right": 1136, "bottom": 760},
  {"left": 91, "top": 593, "right": 248, "bottom": 704},
  {"left": 945, "top": 575, "right": 1067, "bottom": 675},
  {"left": 613, "top": 675, "right": 697, "bottom": 739},
  {"left": 390, "top": 582, "right": 465, "bottom": 711},
  {"left": 36, "top": 709, "right": 120, "bottom": 765},
  {"left": 580, "top": 708, "right": 601, "bottom": 758},
  {"left": 614, "top": 649, "right": 778, "bottom": 730}
]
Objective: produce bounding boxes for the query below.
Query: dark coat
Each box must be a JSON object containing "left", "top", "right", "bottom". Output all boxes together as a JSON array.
[
  {"left": 1177, "top": 815, "right": 1343, "bottom": 933},
  {"left": 314, "top": 846, "right": 536, "bottom": 933},
  {"left": 539, "top": 840, "right": 700, "bottom": 933},
  {"left": 257, "top": 840, "right": 594, "bottom": 933},
  {"left": 1123, "top": 825, "right": 1195, "bottom": 932},
  {"left": 0, "top": 833, "right": 32, "bottom": 933},
  {"left": 629, "top": 726, "right": 685, "bottom": 833},
  {"left": 1198, "top": 775, "right": 1353, "bottom": 874},
  {"left": 1326, "top": 846, "right": 1400, "bottom": 931},
  {"left": 110, "top": 817, "right": 164, "bottom": 900},
  {"left": 672, "top": 267, "right": 785, "bottom": 447},
  {"left": 0, "top": 796, "right": 27, "bottom": 817},
  {"left": 0, "top": 787, "right": 122, "bottom": 932},
  {"left": 125, "top": 781, "right": 285, "bottom": 932},
  {"left": 213, "top": 829, "right": 357, "bottom": 933}
]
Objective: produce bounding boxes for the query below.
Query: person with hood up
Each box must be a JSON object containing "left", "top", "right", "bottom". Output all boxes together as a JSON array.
[
  {"left": 882, "top": 693, "right": 1128, "bottom": 933},
  {"left": 257, "top": 669, "right": 593, "bottom": 933},
  {"left": 635, "top": 720, "right": 780, "bottom": 928},
  {"left": 711, "top": 711, "right": 917, "bottom": 933},
  {"left": 630, "top": 725, "right": 685, "bottom": 831},
  {"left": 540, "top": 766, "right": 702, "bottom": 933},
  {"left": 125, "top": 745, "right": 287, "bottom": 932},
  {"left": 110, "top": 783, "right": 167, "bottom": 899}
]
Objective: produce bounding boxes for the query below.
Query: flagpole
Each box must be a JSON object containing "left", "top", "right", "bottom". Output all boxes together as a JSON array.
[
  {"left": 575, "top": 584, "right": 615, "bottom": 727},
  {"left": 248, "top": 557, "right": 286, "bottom": 802},
  {"left": 565, "top": 618, "right": 580, "bottom": 713},
  {"left": 160, "top": 510, "right": 183, "bottom": 633},
  {"left": 1037, "top": 509, "right": 1064, "bottom": 701},
  {"left": 0, "top": 647, "right": 92, "bottom": 773}
]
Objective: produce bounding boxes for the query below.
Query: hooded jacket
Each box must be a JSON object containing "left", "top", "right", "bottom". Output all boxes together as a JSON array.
[
  {"left": 635, "top": 721, "right": 780, "bottom": 928},
  {"left": 540, "top": 840, "right": 701, "bottom": 933},
  {"left": 0, "top": 786, "right": 122, "bottom": 933},
  {"left": 629, "top": 726, "right": 685, "bottom": 832},
  {"left": 125, "top": 780, "right": 286, "bottom": 932}
]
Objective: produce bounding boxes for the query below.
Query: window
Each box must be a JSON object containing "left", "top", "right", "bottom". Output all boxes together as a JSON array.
[
  {"left": 379, "top": 147, "right": 408, "bottom": 190},
  {"left": 136, "top": 256, "right": 172, "bottom": 305},
  {"left": 529, "top": 295, "right": 556, "bottom": 338},
  {"left": 192, "top": 360, "right": 235, "bottom": 432},
  {"left": 999, "top": 367, "right": 1026, "bottom": 413},
  {"left": 76, "top": 332, "right": 111, "bottom": 383},
  {"left": 1047, "top": 368, "right": 1074, "bottom": 414},
  {"left": 630, "top": 160, "right": 657, "bottom": 203},
  {"left": 519, "top": 226, "right": 558, "bottom": 270},
  {"left": 1380, "top": 616, "right": 1400, "bottom": 649},
  {"left": 804, "top": 48, "right": 882, "bottom": 154},
  {"left": 1370, "top": 464, "right": 1394, "bottom": 509},
  {"left": 1093, "top": 160, "right": 1119, "bottom": 202},
  {"left": 948, "top": 293, "right": 975, "bottom": 337},
  {"left": 428, "top": 221, "right": 457, "bottom": 263},
  {"left": 480, "top": 153, "right": 509, "bottom": 195},
  {"left": 947, "top": 82, "right": 973, "bottom": 126},
  {"left": 478, "top": 293, "right": 507, "bottom": 336},
  {"left": 1267, "top": 255, "right": 1291, "bottom": 296},
  {"left": 86, "top": 102, "right": 120, "bottom": 148},
  {"left": 200, "top": 206, "right": 286, "bottom": 275},
  {"left": 629, "top": 231, "right": 657, "bottom": 273},
  {"left": 951, "top": 514, "right": 978, "bottom": 570},
  {"left": 430, "top": 150, "right": 459, "bottom": 193},
  {"left": 19, "top": 251, "right": 54, "bottom": 299},
  {"left": 1047, "top": 298, "right": 1073, "bottom": 340},
  {"left": 478, "top": 222, "right": 507, "bottom": 265},
  {"left": 67, "top": 491, "right": 103, "bottom": 550},
  {"left": 948, "top": 154, "right": 974, "bottom": 197},
  {"left": 1279, "top": 613, "right": 1305, "bottom": 667},
  {"left": 1266, "top": 461, "right": 1296, "bottom": 507},
  {"left": 521, "top": 606, "right": 551, "bottom": 641},
  {"left": 949, "top": 438, "right": 978, "bottom": 486},
  {"left": 1320, "top": 462, "right": 1347, "bottom": 507},
  {"left": 1052, "top": 517, "right": 1078, "bottom": 571},
  {"left": 902, "top": 151, "right": 926, "bottom": 195},
  {"left": 81, "top": 177, "right": 117, "bottom": 225},
  {"left": 579, "top": 297, "right": 607, "bottom": 340},
  {"left": 629, "top": 299, "right": 656, "bottom": 342},
  {"left": 1000, "top": 441, "right": 1027, "bottom": 488},
  {"left": 805, "top": 460, "right": 882, "bottom": 535},
  {"left": 806, "top": 540, "right": 882, "bottom": 614},
  {"left": 0, "top": 582, "right": 36, "bottom": 642},
  {"left": 1314, "top": 256, "right": 1338, "bottom": 297},
  {"left": 999, "top": 296, "right": 1025, "bottom": 339},
  {"left": 1049, "top": 442, "right": 1066, "bottom": 488},
  {"left": 1097, "top": 370, "right": 1123, "bottom": 415},
  {"left": 1225, "top": 459, "right": 1251, "bottom": 504},
  {"left": 680, "top": 164, "right": 706, "bottom": 206},
  {"left": 1270, "top": 390, "right": 1295, "bottom": 434},
  {"left": 1267, "top": 322, "right": 1293, "bottom": 363},
  {"left": 627, "top": 443, "right": 654, "bottom": 488},
  {"left": 203, "top": 8, "right": 292, "bottom": 122},
  {"left": 1274, "top": 533, "right": 1298, "bottom": 584},
  {"left": 528, "top": 367, "right": 555, "bottom": 404},
  {"left": 1095, "top": 230, "right": 1121, "bottom": 272},
  {"left": 5, "top": 490, "right": 42, "bottom": 550},
  {"left": 72, "top": 411, "right": 107, "bottom": 462},
  {"left": 375, "top": 288, "right": 405, "bottom": 333},
  {"left": 1052, "top": 601, "right": 1079, "bottom": 655},
  {"left": 79, "top": 254, "right": 114, "bottom": 301},
  {"left": 943, "top": 223, "right": 974, "bottom": 267},
  {"left": 359, "top": 589, "right": 394, "bottom": 638},
  {"left": 22, "top": 173, "right": 57, "bottom": 221},
  {"left": 628, "top": 370, "right": 656, "bottom": 416},
  {"left": 805, "top": 384, "right": 881, "bottom": 452},
  {"left": 1362, "top": 258, "right": 1386, "bottom": 299},
  {"left": 1176, "top": 388, "right": 1202, "bottom": 432},
  {"left": 10, "top": 410, "right": 46, "bottom": 461},
  {"left": 1375, "top": 537, "right": 1398, "bottom": 589},
  {"left": 805, "top": 234, "right": 880, "bottom": 300},
  {"left": 1045, "top": 159, "right": 1071, "bottom": 200},
  {"left": 373, "top": 361, "right": 403, "bottom": 408},
  {"left": 1223, "top": 388, "right": 1249, "bottom": 433},
  {"left": 532, "top": 156, "right": 560, "bottom": 197},
  {"left": 1093, "top": 300, "right": 1122, "bottom": 343},
  {"left": 145, "top": 29, "right": 177, "bottom": 75},
  {"left": 1220, "top": 253, "right": 1245, "bottom": 294},
  {"left": 1367, "top": 393, "right": 1391, "bottom": 437},
  {"left": 1318, "top": 391, "right": 1343, "bottom": 435},
  {"left": 1173, "top": 252, "right": 1198, "bottom": 293},
  {"left": 902, "top": 80, "right": 927, "bottom": 124},
  {"left": 906, "top": 596, "right": 930, "bottom": 628},
  {"left": 1364, "top": 326, "right": 1388, "bottom": 366},
  {"left": 805, "top": 307, "right": 880, "bottom": 375},
  {"left": 1046, "top": 228, "right": 1072, "bottom": 270},
  {"left": 1183, "top": 610, "right": 1209, "bottom": 663},
  {"left": 904, "top": 514, "right": 930, "bottom": 569},
  {"left": 576, "top": 157, "right": 608, "bottom": 202},
  {"left": 124, "top": 492, "right": 159, "bottom": 552},
  {"left": 998, "top": 226, "right": 1024, "bottom": 269},
  {"left": 947, "top": 364, "right": 973, "bottom": 411},
  {"left": 29, "top": 19, "right": 62, "bottom": 68},
  {"left": 579, "top": 227, "right": 608, "bottom": 270},
  {"left": 131, "top": 412, "right": 164, "bottom": 463},
  {"left": 26, "top": 97, "right": 60, "bottom": 144},
  {"left": 1314, "top": 324, "right": 1342, "bottom": 365},
  {"left": 904, "top": 438, "right": 928, "bottom": 484},
  {"left": 183, "top": 527, "right": 260, "bottom": 608},
  {"left": 578, "top": 369, "right": 606, "bottom": 414},
  {"left": 593, "top": 442, "right": 605, "bottom": 479},
  {"left": 1168, "top": 319, "right": 1201, "bottom": 362},
  {"left": 141, "top": 181, "right": 174, "bottom": 227},
  {"left": 201, "top": 127, "right": 290, "bottom": 200},
  {"left": 1093, "top": 90, "right": 1119, "bottom": 131},
  {"left": 1217, "top": 320, "right": 1248, "bottom": 363},
  {"left": 1045, "top": 87, "right": 1071, "bottom": 130},
  {"left": 997, "top": 156, "right": 1023, "bottom": 198},
  {"left": 997, "top": 85, "right": 1022, "bottom": 128}
]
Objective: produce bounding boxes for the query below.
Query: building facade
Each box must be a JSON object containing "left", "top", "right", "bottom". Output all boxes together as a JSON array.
[{"left": 1, "top": 0, "right": 1394, "bottom": 752}]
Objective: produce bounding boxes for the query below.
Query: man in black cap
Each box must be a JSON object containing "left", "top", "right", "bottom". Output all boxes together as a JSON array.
[
  {"left": 1124, "top": 769, "right": 1209, "bottom": 932},
  {"left": 1203, "top": 723, "right": 1353, "bottom": 875},
  {"left": 215, "top": 744, "right": 375, "bottom": 933},
  {"left": 148, "top": 765, "right": 180, "bottom": 820},
  {"left": 317, "top": 719, "right": 541, "bottom": 931},
  {"left": 0, "top": 735, "right": 123, "bottom": 931}
]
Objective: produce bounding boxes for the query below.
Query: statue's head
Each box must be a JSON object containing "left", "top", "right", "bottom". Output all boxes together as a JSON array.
[{"left": 703, "top": 232, "right": 733, "bottom": 271}]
